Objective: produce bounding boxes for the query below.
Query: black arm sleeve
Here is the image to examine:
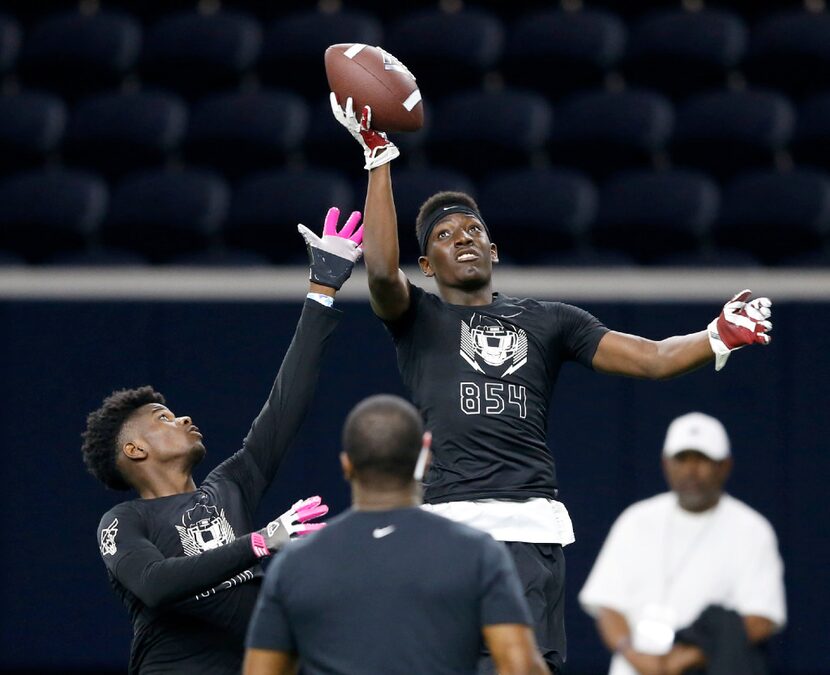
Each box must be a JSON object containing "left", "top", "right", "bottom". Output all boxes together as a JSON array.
[
  {"left": 241, "top": 299, "right": 341, "bottom": 483},
  {"left": 99, "top": 508, "right": 261, "bottom": 609}
]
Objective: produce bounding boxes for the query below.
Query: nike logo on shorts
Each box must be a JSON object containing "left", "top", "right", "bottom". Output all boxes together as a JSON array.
[{"left": 372, "top": 525, "right": 396, "bottom": 539}]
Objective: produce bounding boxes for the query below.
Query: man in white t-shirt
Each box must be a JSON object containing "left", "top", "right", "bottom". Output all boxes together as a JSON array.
[{"left": 579, "top": 412, "right": 786, "bottom": 675}]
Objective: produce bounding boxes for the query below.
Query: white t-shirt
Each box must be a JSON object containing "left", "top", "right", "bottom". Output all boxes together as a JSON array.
[
  {"left": 579, "top": 492, "right": 787, "bottom": 675},
  {"left": 422, "top": 498, "right": 575, "bottom": 544}
]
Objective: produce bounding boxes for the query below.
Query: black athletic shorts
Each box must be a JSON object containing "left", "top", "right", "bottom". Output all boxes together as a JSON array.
[{"left": 477, "top": 542, "right": 566, "bottom": 675}]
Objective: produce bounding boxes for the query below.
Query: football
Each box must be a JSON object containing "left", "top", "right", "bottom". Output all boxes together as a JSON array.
[{"left": 325, "top": 43, "right": 424, "bottom": 133}]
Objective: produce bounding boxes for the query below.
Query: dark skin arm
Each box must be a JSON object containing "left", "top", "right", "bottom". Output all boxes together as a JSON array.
[
  {"left": 362, "top": 163, "right": 410, "bottom": 320},
  {"left": 592, "top": 330, "right": 714, "bottom": 380},
  {"left": 242, "top": 649, "right": 298, "bottom": 675},
  {"left": 483, "top": 624, "right": 551, "bottom": 675}
]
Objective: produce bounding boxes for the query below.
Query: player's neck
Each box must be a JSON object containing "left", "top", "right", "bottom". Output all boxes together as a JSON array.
[
  {"left": 438, "top": 283, "right": 494, "bottom": 306},
  {"left": 135, "top": 469, "right": 198, "bottom": 499},
  {"left": 350, "top": 482, "right": 422, "bottom": 511}
]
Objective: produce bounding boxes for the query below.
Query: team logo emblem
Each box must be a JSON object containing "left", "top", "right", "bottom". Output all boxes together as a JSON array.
[
  {"left": 460, "top": 314, "right": 528, "bottom": 377},
  {"left": 175, "top": 503, "right": 236, "bottom": 556},
  {"left": 100, "top": 517, "right": 119, "bottom": 556},
  {"left": 379, "top": 47, "right": 415, "bottom": 79}
]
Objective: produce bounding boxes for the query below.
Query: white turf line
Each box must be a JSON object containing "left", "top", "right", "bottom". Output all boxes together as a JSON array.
[{"left": 0, "top": 266, "right": 829, "bottom": 301}]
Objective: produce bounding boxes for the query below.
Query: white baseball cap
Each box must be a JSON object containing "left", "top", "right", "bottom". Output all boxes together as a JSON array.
[{"left": 662, "top": 412, "right": 730, "bottom": 461}]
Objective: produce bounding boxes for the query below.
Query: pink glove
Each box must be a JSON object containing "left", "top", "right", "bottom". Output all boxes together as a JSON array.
[
  {"left": 252, "top": 496, "right": 329, "bottom": 558},
  {"left": 298, "top": 207, "right": 364, "bottom": 290},
  {"left": 707, "top": 289, "right": 772, "bottom": 371},
  {"left": 330, "top": 93, "right": 400, "bottom": 170}
]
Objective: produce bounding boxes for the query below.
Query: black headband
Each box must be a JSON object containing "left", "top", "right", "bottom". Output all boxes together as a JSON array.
[{"left": 418, "top": 205, "right": 490, "bottom": 255}]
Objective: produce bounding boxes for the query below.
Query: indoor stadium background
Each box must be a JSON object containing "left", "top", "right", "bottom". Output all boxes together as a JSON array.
[{"left": 0, "top": 0, "right": 828, "bottom": 673}]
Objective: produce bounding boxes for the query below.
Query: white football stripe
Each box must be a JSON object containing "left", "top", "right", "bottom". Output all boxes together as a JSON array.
[
  {"left": 402, "top": 89, "right": 422, "bottom": 111},
  {"left": 343, "top": 44, "right": 366, "bottom": 59}
]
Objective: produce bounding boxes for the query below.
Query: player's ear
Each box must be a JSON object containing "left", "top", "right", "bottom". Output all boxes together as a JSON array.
[
  {"left": 122, "top": 442, "right": 147, "bottom": 462},
  {"left": 418, "top": 255, "right": 434, "bottom": 277},
  {"left": 339, "top": 452, "right": 354, "bottom": 480},
  {"left": 490, "top": 243, "right": 499, "bottom": 263}
]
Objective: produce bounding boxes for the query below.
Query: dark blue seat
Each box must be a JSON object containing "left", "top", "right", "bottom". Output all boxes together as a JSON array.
[
  {"left": 550, "top": 88, "right": 673, "bottom": 179},
  {"left": 260, "top": 10, "right": 383, "bottom": 97},
  {"left": 45, "top": 247, "right": 149, "bottom": 266},
  {"left": 655, "top": 248, "right": 762, "bottom": 267},
  {"left": 385, "top": 167, "right": 476, "bottom": 262},
  {"left": 593, "top": 169, "right": 719, "bottom": 263},
  {"left": 0, "top": 169, "right": 107, "bottom": 261},
  {"left": 792, "top": 93, "right": 830, "bottom": 171},
  {"left": 624, "top": 9, "right": 748, "bottom": 98},
  {"left": 539, "top": 248, "right": 638, "bottom": 267},
  {"left": 671, "top": 89, "right": 795, "bottom": 180},
  {"left": 745, "top": 11, "right": 830, "bottom": 97},
  {"left": 387, "top": 8, "right": 504, "bottom": 96},
  {"left": 20, "top": 10, "right": 141, "bottom": 99},
  {"left": 167, "top": 247, "right": 272, "bottom": 266},
  {"left": 426, "top": 90, "right": 552, "bottom": 177},
  {"left": 0, "top": 249, "right": 26, "bottom": 266},
  {"left": 141, "top": 10, "right": 262, "bottom": 98},
  {"left": 779, "top": 249, "right": 830, "bottom": 267},
  {"left": 715, "top": 169, "right": 830, "bottom": 264},
  {"left": 478, "top": 168, "right": 598, "bottom": 262},
  {"left": 227, "top": 169, "right": 354, "bottom": 262},
  {"left": 185, "top": 89, "right": 308, "bottom": 177},
  {"left": 504, "top": 9, "right": 626, "bottom": 100},
  {"left": 104, "top": 169, "right": 230, "bottom": 262},
  {"left": 65, "top": 91, "right": 187, "bottom": 177},
  {"left": 0, "top": 14, "right": 21, "bottom": 75},
  {"left": 0, "top": 92, "right": 67, "bottom": 174},
  {"left": 102, "top": 0, "right": 198, "bottom": 22},
  {"left": 585, "top": 0, "right": 686, "bottom": 19}
]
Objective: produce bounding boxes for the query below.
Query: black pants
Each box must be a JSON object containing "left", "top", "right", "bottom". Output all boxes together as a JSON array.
[{"left": 478, "top": 542, "right": 566, "bottom": 675}]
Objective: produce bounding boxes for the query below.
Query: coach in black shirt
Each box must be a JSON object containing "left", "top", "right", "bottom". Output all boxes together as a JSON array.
[
  {"left": 330, "top": 96, "right": 775, "bottom": 674},
  {"left": 83, "top": 210, "right": 365, "bottom": 674},
  {"left": 245, "top": 394, "right": 549, "bottom": 675}
]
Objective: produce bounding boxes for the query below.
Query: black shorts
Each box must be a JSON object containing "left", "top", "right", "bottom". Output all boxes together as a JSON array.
[{"left": 478, "top": 542, "right": 566, "bottom": 675}]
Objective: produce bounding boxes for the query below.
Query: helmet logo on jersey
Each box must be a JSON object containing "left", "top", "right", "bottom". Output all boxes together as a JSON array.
[
  {"left": 100, "top": 517, "right": 119, "bottom": 556},
  {"left": 460, "top": 314, "right": 528, "bottom": 377},
  {"left": 175, "top": 503, "right": 236, "bottom": 556}
]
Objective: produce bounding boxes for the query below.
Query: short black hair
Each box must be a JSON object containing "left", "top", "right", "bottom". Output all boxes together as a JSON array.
[
  {"left": 81, "top": 386, "right": 165, "bottom": 490},
  {"left": 415, "top": 191, "right": 481, "bottom": 253},
  {"left": 342, "top": 394, "right": 423, "bottom": 486}
]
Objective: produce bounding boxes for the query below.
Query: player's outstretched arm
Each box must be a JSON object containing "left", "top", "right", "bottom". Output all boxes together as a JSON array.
[
  {"left": 330, "top": 93, "right": 410, "bottom": 320},
  {"left": 592, "top": 290, "right": 772, "bottom": 379},
  {"left": 484, "top": 625, "right": 551, "bottom": 675}
]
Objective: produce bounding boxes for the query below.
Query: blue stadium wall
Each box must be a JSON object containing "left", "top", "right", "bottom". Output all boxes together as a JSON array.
[{"left": 0, "top": 298, "right": 826, "bottom": 674}]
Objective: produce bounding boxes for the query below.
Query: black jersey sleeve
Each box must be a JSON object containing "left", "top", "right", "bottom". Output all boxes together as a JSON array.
[
  {"left": 208, "top": 300, "right": 341, "bottom": 510},
  {"left": 382, "top": 282, "right": 423, "bottom": 341},
  {"left": 553, "top": 302, "right": 609, "bottom": 368},
  {"left": 97, "top": 505, "right": 261, "bottom": 609}
]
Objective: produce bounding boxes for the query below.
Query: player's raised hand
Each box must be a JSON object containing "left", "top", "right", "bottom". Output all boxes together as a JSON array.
[
  {"left": 251, "top": 496, "right": 329, "bottom": 558},
  {"left": 298, "top": 207, "right": 364, "bottom": 291},
  {"left": 707, "top": 289, "right": 773, "bottom": 371},
  {"left": 330, "top": 93, "right": 400, "bottom": 171}
]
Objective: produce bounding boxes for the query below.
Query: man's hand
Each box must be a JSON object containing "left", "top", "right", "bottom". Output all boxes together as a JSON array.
[
  {"left": 330, "top": 93, "right": 400, "bottom": 171},
  {"left": 251, "top": 496, "right": 329, "bottom": 558},
  {"left": 298, "top": 207, "right": 364, "bottom": 290},
  {"left": 707, "top": 289, "right": 772, "bottom": 371},
  {"left": 622, "top": 648, "right": 667, "bottom": 675}
]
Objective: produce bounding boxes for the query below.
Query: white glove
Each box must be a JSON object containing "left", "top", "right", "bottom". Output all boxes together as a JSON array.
[
  {"left": 707, "top": 289, "right": 773, "bottom": 371},
  {"left": 330, "top": 92, "right": 400, "bottom": 171}
]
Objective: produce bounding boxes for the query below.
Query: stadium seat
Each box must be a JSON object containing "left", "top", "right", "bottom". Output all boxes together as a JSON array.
[
  {"left": 226, "top": 169, "right": 354, "bottom": 262},
  {"left": 586, "top": 0, "right": 686, "bottom": 19},
  {"left": 550, "top": 88, "right": 673, "bottom": 179},
  {"left": 593, "top": 169, "right": 719, "bottom": 263},
  {"left": 478, "top": 168, "right": 598, "bottom": 262},
  {"left": 387, "top": 8, "right": 504, "bottom": 96},
  {"left": 0, "top": 92, "right": 67, "bottom": 174},
  {"left": 185, "top": 89, "right": 308, "bottom": 177},
  {"left": 65, "top": 91, "right": 187, "bottom": 177},
  {"left": 792, "top": 93, "right": 830, "bottom": 171},
  {"left": 44, "top": 247, "right": 149, "bottom": 266},
  {"left": 260, "top": 9, "right": 383, "bottom": 97},
  {"left": 101, "top": 0, "right": 198, "bottom": 22},
  {"left": 779, "top": 249, "right": 830, "bottom": 267},
  {"left": 426, "top": 90, "right": 552, "bottom": 177},
  {"left": 715, "top": 168, "right": 830, "bottom": 264},
  {"left": 654, "top": 248, "right": 762, "bottom": 267},
  {"left": 0, "top": 249, "right": 26, "bottom": 266},
  {"left": 104, "top": 169, "right": 229, "bottom": 262},
  {"left": 0, "top": 1, "right": 83, "bottom": 23},
  {"left": 339, "top": 0, "right": 442, "bottom": 23},
  {"left": 385, "top": 167, "right": 476, "bottom": 262},
  {"left": 539, "top": 248, "right": 638, "bottom": 267},
  {"left": 167, "top": 247, "right": 272, "bottom": 266},
  {"left": 745, "top": 11, "right": 830, "bottom": 98},
  {"left": 19, "top": 10, "right": 141, "bottom": 99},
  {"left": 141, "top": 10, "right": 262, "bottom": 99},
  {"left": 671, "top": 89, "right": 795, "bottom": 180},
  {"left": 0, "top": 169, "right": 108, "bottom": 261},
  {"left": 623, "top": 9, "right": 748, "bottom": 98},
  {"left": 0, "top": 14, "right": 21, "bottom": 75},
  {"left": 503, "top": 9, "right": 626, "bottom": 100}
]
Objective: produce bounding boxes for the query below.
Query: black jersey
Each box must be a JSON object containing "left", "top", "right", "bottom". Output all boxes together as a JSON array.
[
  {"left": 385, "top": 284, "right": 608, "bottom": 504},
  {"left": 96, "top": 300, "right": 340, "bottom": 675},
  {"left": 246, "top": 507, "right": 532, "bottom": 675}
]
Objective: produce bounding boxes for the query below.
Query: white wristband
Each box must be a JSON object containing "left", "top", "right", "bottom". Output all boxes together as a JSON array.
[{"left": 307, "top": 292, "right": 334, "bottom": 308}]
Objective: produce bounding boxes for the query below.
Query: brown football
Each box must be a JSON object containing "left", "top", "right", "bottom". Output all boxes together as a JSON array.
[{"left": 325, "top": 43, "right": 424, "bottom": 133}]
